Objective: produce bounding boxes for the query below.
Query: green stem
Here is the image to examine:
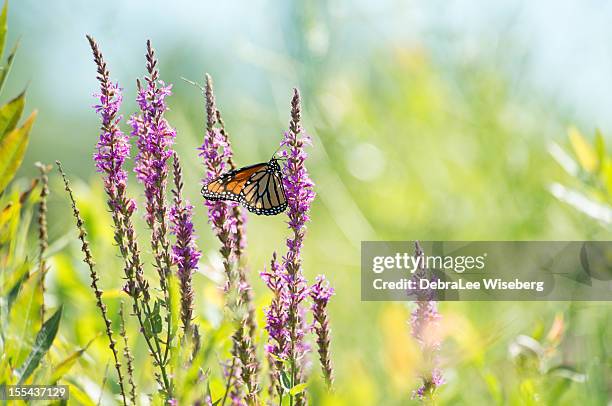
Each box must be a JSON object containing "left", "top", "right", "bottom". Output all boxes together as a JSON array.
[{"left": 220, "top": 358, "right": 236, "bottom": 406}]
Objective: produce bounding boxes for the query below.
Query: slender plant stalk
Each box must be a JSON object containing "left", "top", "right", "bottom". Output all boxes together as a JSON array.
[
  {"left": 310, "top": 275, "right": 334, "bottom": 390},
  {"left": 172, "top": 153, "right": 192, "bottom": 333},
  {"left": 35, "top": 162, "right": 51, "bottom": 325},
  {"left": 120, "top": 302, "right": 137, "bottom": 405},
  {"left": 98, "top": 362, "right": 110, "bottom": 406},
  {"left": 201, "top": 73, "right": 259, "bottom": 402},
  {"left": 279, "top": 88, "right": 315, "bottom": 406},
  {"left": 134, "top": 40, "right": 176, "bottom": 369},
  {"left": 170, "top": 152, "right": 200, "bottom": 335},
  {"left": 411, "top": 241, "right": 444, "bottom": 400},
  {"left": 56, "top": 161, "right": 128, "bottom": 406},
  {"left": 220, "top": 358, "right": 237, "bottom": 406},
  {"left": 215, "top": 109, "right": 258, "bottom": 344},
  {"left": 261, "top": 252, "right": 288, "bottom": 399}
]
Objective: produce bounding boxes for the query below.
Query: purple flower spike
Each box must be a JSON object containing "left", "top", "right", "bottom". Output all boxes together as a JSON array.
[
  {"left": 171, "top": 153, "right": 201, "bottom": 333},
  {"left": 198, "top": 75, "right": 240, "bottom": 274},
  {"left": 310, "top": 275, "right": 334, "bottom": 303},
  {"left": 411, "top": 242, "right": 444, "bottom": 400},
  {"left": 170, "top": 201, "right": 200, "bottom": 270},
  {"left": 130, "top": 42, "right": 176, "bottom": 227},
  {"left": 91, "top": 69, "right": 133, "bottom": 214},
  {"left": 309, "top": 275, "right": 334, "bottom": 389},
  {"left": 261, "top": 253, "right": 289, "bottom": 369},
  {"left": 199, "top": 126, "right": 238, "bottom": 247},
  {"left": 280, "top": 128, "right": 315, "bottom": 248}
]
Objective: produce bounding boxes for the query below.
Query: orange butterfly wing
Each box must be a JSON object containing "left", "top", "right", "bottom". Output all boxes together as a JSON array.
[{"left": 202, "top": 163, "right": 267, "bottom": 202}]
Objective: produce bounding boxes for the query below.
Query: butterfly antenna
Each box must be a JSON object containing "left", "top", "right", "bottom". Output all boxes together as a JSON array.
[
  {"left": 180, "top": 76, "right": 205, "bottom": 93},
  {"left": 270, "top": 144, "right": 286, "bottom": 161}
]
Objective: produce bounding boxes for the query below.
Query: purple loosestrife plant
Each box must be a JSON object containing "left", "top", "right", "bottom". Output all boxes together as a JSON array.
[
  {"left": 200, "top": 78, "right": 256, "bottom": 339},
  {"left": 87, "top": 35, "right": 173, "bottom": 399},
  {"left": 278, "top": 88, "right": 315, "bottom": 405},
  {"left": 199, "top": 74, "right": 259, "bottom": 403},
  {"left": 198, "top": 75, "right": 237, "bottom": 282},
  {"left": 411, "top": 242, "right": 444, "bottom": 400},
  {"left": 310, "top": 275, "right": 335, "bottom": 390},
  {"left": 171, "top": 152, "right": 201, "bottom": 334},
  {"left": 129, "top": 42, "right": 178, "bottom": 395}
]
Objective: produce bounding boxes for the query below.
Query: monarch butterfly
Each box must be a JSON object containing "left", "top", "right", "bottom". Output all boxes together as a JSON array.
[{"left": 201, "top": 158, "right": 287, "bottom": 216}]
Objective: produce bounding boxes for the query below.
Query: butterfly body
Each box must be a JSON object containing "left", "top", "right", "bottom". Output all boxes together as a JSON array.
[{"left": 202, "top": 158, "right": 288, "bottom": 216}]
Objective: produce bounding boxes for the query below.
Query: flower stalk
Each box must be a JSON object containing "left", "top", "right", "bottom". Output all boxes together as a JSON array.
[
  {"left": 35, "top": 162, "right": 51, "bottom": 325},
  {"left": 120, "top": 302, "right": 137, "bottom": 405},
  {"left": 130, "top": 41, "right": 177, "bottom": 381},
  {"left": 199, "top": 73, "right": 259, "bottom": 402},
  {"left": 279, "top": 88, "right": 315, "bottom": 406},
  {"left": 261, "top": 253, "right": 288, "bottom": 399},
  {"left": 56, "top": 161, "right": 128, "bottom": 406},
  {"left": 214, "top": 108, "right": 257, "bottom": 341},
  {"left": 170, "top": 152, "right": 201, "bottom": 334},
  {"left": 411, "top": 241, "right": 444, "bottom": 401},
  {"left": 310, "top": 275, "right": 334, "bottom": 390}
]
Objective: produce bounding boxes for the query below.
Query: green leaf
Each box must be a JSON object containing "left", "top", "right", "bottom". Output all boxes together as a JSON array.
[
  {"left": 50, "top": 335, "right": 98, "bottom": 383},
  {"left": 594, "top": 129, "right": 606, "bottom": 174},
  {"left": 0, "top": 111, "right": 36, "bottom": 194},
  {"left": 0, "top": 40, "right": 18, "bottom": 95},
  {"left": 16, "top": 305, "right": 63, "bottom": 384},
  {"left": 6, "top": 261, "right": 29, "bottom": 312},
  {"left": 280, "top": 370, "right": 292, "bottom": 391},
  {"left": 0, "top": 90, "right": 25, "bottom": 141},
  {"left": 169, "top": 274, "right": 180, "bottom": 341},
  {"left": 62, "top": 379, "right": 96, "bottom": 406},
  {"left": 209, "top": 380, "right": 222, "bottom": 406},
  {"left": 0, "top": 1, "right": 7, "bottom": 61},
  {"left": 0, "top": 198, "right": 19, "bottom": 243},
  {"left": 568, "top": 127, "right": 597, "bottom": 173},
  {"left": 144, "top": 300, "right": 163, "bottom": 336},
  {"left": 483, "top": 371, "right": 502, "bottom": 405},
  {"left": 152, "top": 300, "right": 163, "bottom": 334},
  {"left": 288, "top": 382, "right": 308, "bottom": 396}
]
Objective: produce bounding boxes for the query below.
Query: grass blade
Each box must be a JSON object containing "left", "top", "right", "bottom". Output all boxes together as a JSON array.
[
  {"left": 0, "top": 1, "right": 7, "bottom": 61},
  {"left": 16, "top": 305, "right": 63, "bottom": 384},
  {"left": 0, "top": 110, "right": 36, "bottom": 194},
  {"left": 0, "top": 40, "right": 18, "bottom": 95},
  {"left": 0, "top": 90, "right": 25, "bottom": 140}
]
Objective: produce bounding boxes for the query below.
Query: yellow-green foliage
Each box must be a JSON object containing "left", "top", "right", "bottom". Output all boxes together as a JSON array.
[{"left": 0, "top": 0, "right": 68, "bottom": 393}]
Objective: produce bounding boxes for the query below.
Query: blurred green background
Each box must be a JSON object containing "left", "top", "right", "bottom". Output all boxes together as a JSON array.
[{"left": 4, "top": 0, "right": 612, "bottom": 404}]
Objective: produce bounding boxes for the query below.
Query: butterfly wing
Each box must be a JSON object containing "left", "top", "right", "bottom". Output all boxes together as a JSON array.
[
  {"left": 240, "top": 161, "right": 287, "bottom": 216},
  {"left": 202, "top": 163, "right": 267, "bottom": 203}
]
